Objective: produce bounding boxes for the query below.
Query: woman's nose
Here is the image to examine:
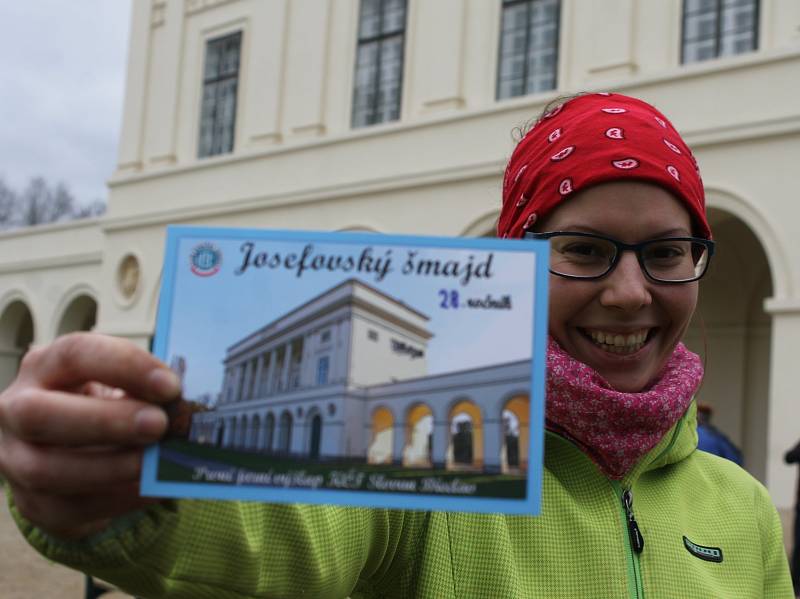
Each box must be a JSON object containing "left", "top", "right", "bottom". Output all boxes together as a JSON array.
[{"left": 598, "top": 251, "right": 653, "bottom": 311}]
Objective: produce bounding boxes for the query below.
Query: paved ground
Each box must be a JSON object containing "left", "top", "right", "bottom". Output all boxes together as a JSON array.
[{"left": 0, "top": 485, "right": 132, "bottom": 599}]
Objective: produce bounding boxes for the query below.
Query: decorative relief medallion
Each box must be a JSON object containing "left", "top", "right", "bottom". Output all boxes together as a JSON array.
[{"left": 117, "top": 254, "right": 141, "bottom": 301}]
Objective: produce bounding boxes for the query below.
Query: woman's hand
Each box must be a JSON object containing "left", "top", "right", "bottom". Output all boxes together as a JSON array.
[{"left": 0, "top": 333, "right": 182, "bottom": 540}]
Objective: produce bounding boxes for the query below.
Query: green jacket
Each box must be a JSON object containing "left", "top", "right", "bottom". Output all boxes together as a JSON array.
[{"left": 11, "top": 404, "right": 793, "bottom": 598}]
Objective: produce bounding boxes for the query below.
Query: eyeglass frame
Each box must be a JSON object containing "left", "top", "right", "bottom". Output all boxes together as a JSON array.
[{"left": 523, "top": 231, "right": 716, "bottom": 284}]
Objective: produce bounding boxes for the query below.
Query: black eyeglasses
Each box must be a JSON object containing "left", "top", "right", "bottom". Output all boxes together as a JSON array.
[{"left": 524, "top": 231, "right": 715, "bottom": 283}]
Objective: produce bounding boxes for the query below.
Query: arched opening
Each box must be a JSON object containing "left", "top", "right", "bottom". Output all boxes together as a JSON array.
[
  {"left": 403, "top": 403, "right": 433, "bottom": 467},
  {"left": 239, "top": 415, "right": 248, "bottom": 449},
  {"left": 501, "top": 395, "right": 530, "bottom": 473},
  {"left": 0, "top": 300, "right": 34, "bottom": 391},
  {"left": 263, "top": 412, "right": 275, "bottom": 452},
  {"left": 684, "top": 207, "right": 772, "bottom": 482},
  {"left": 367, "top": 407, "right": 394, "bottom": 464},
  {"left": 278, "top": 410, "right": 293, "bottom": 454},
  {"left": 447, "top": 400, "right": 483, "bottom": 470},
  {"left": 228, "top": 418, "right": 237, "bottom": 448},
  {"left": 56, "top": 294, "right": 97, "bottom": 336},
  {"left": 250, "top": 414, "right": 261, "bottom": 450},
  {"left": 309, "top": 412, "right": 322, "bottom": 459}
]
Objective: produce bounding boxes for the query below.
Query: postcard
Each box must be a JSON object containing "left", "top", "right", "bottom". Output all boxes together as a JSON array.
[{"left": 141, "top": 227, "right": 549, "bottom": 515}]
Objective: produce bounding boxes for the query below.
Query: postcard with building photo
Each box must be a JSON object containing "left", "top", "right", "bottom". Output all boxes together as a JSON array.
[{"left": 141, "top": 226, "right": 549, "bottom": 514}]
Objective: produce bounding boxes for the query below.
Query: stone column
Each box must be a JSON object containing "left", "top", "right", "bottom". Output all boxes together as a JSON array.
[
  {"left": 280, "top": 343, "right": 293, "bottom": 391},
  {"left": 481, "top": 416, "right": 502, "bottom": 472},
  {"left": 432, "top": 416, "right": 449, "bottom": 469},
  {"left": 763, "top": 301, "right": 800, "bottom": 510},
  {"left": 392, "top": 420, "right": 405, "bottom": 465},
  {"left": 253, "top": 354, "right": 265, "bottom": 399},
  {"left": 265, "top": 349, "right": 277, "bottom": 395}
]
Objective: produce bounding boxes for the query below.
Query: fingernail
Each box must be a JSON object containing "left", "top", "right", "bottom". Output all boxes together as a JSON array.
[
  {"left": 134, "top": 406, "right": 168, "bottom": 437},
  {"left": 148, "top": 369, "right": 182, "bottom": 399}
]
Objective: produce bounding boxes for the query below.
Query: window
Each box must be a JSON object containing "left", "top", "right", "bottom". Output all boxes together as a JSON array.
[
  {"left": 497, "top": 0, "right": 560, "bottom": 100},
  {"left": 198, "top": 31, "right": 242, "bottom": 158},
  {"left": 682, "top": 0, "right": 759, "bottom": 64},
  {"left": 317, "top": 356, "right": 330, "bottom": 385},
  {"left": 351, "top": 0, "right": 407, "bottom": 128},
  {"left": 321, "top": 329, "right": 332, "bottom": 343},
  {"left": 368, "top": 329, "right": 379, "bottom": 341}
]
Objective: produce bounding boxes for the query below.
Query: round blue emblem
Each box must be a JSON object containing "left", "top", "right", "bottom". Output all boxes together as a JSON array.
[{"left": 190, "top": 242, "right": 222, "bottom": 277}]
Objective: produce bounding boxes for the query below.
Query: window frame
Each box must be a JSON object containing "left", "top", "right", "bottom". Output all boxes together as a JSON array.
[
  {"left": 680, "top": 0, "right": 760, "bottom": 65},
  {"left": 495, "top": 0, "right": 561, "bottom": 101},
  {"left": 351, "top": 0, "right": 409, "bottom": 128},
  {"left": 316, "top": 355, "right": 330, "bottom": 386},
  {"left": 198, "top": 30, "right": 243, "bottom": 158}
]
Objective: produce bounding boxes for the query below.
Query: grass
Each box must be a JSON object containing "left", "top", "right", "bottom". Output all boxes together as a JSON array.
[{"left": 157, "top": 439, "right": 527, "bottom": 499}]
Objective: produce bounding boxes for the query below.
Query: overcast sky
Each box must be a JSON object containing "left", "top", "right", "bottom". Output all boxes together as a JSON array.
[{"left": 0, "top": 1, "right": 132, "bottom": 206}]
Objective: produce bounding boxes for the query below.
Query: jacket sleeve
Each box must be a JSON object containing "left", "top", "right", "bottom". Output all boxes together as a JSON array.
[
  {"left": 755, "top": 485, "right": 795, "bottom": 599},
  {"left": 9, "top": 492, "right": 424, "bottom": 598}
]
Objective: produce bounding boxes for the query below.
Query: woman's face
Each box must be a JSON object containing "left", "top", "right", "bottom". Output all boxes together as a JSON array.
[{"left": 538, "top": 180, "right": 699, "bottom": 392}]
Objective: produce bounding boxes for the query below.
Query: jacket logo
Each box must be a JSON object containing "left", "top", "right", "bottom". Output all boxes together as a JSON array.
[{"left": 683, "top": 536, "right": 723, "bottom": 563}]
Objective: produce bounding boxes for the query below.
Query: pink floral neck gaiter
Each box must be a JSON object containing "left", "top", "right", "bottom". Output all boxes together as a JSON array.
[{"left": 546, "top": 336, "right": 704, "bottom": 480}]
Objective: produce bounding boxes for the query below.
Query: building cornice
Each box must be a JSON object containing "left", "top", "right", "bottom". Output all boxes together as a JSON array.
[
  {"left": 0, "top": 217, "right": 103, "bottom": 240},
  {"left": 105, "top": 46, "right": 800, "bottom": 189},
  {"left": 0, "top": 251, "right": 104, "bottom": 275},
  {"left": 101, "top": 158, "right": 504, "bottom": 233},
  {"left": 101, "top": 108, "right": 800, "bottom": 235}
]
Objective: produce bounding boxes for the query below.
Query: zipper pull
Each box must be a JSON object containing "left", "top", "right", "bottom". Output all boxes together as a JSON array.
[{"left": 622, "top": 489, "right": 645, "bottom": 554}]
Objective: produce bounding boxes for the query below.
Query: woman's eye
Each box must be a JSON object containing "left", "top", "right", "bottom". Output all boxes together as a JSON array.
[
  {"left": 560, "top": 243, "right": 607, "bottom": 259},
  {"left": 646, "top": 244, "right": 687, "bottom": 261}
]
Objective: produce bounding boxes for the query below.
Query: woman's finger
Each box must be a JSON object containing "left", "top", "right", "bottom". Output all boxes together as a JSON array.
[
  {"left": 16, "top": 333, "right": 181, "bottom": 403},
  {"left": 0, "top": 440, "right": 145, "bottom": 494},
  {"left": 11, "top": 482, "right": 162, "bottom": 540},
  {"left": 0, "top": 386, "right": 168, "bottom": 445}
]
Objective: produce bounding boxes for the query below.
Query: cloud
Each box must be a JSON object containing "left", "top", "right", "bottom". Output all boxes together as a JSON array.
[{"left": 0, "top": 1, "right": 131, "bottom": 204}]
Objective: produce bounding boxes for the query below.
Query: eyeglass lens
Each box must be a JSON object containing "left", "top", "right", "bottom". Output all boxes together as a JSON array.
[{"left": 549, "top": 235, "right": 709, "bottom": 281}]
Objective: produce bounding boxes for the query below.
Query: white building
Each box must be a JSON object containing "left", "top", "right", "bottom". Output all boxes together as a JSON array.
[
  {"left": 1, "top": 0, "right": 799, "bottom": 527},
  {"left": 189, "top": 278, "right": 531, "bottom": 473}
]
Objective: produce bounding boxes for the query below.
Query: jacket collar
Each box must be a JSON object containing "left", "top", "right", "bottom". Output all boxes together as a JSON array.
[{"left": 545, "top": 402, "right": 699, "bottom": 486}]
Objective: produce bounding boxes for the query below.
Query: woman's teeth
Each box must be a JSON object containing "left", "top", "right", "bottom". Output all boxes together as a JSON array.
[{"left": 585, "top": 329, "right": 650, "bottom": 355}]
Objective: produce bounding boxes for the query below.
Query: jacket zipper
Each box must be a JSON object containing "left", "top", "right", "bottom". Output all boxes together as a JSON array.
[{"left": 612, "top": 482, "right": 645, "bottom": 599}]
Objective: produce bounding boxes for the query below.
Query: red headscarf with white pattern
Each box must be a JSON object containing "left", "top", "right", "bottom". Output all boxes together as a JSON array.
[{"left": 497, "top": 93, "right": 711, "bottom": 239}]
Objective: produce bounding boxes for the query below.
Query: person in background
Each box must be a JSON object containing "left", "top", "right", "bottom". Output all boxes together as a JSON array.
[
  {"left": 696, "top": 402, "right": 743, "bottom": 466},
  {"left": 785, "top": 440, "right": 800, "bottom": 595}
]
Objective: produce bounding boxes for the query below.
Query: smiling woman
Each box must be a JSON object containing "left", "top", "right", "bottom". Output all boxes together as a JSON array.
[{"left": 0, "top": 93, "right": 794, "bottom": 599}]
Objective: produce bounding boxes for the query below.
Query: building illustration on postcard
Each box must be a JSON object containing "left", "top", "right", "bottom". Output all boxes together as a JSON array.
[{"left": 185, "top": 278, "right": 531, "bottom": 475}]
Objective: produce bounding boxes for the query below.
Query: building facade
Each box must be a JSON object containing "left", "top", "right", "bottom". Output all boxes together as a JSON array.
[
  {"left": 1, "top": 0, "right": 799, "bottom": 521},
  {"left": 189, "top": 278, "right": 531, "bottom": 473}
]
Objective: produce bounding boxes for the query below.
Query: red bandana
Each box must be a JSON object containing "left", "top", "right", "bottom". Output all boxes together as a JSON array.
[{"left": 497, "top": 93, "right": 710, "bottom": 239}]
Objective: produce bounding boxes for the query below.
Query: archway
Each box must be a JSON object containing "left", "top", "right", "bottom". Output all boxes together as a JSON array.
[
  {"left": 56, "top": 294, "right": 97, "bottom": 336},
  {"left": 278, "top": 411, "right": 293, "bottom": 454},
  {"left": 228, "top": 417, "right": 237, "bottom": 448},
  {"left": 684, "top": 207, "right": 772, "bottom": 482},
  {"left": 0, "top": 300, "right": 34, "bottom": 391},
  {"left": 447, "top": 400, "right": 483, "bottom": 470},
  {"left": 238, "top": 415, "right": 248, "bottom": 449},
  {"left": 501, "top": 395, "right": 529, "bottom": 473},
  {"left": 263, "top": 412, "right": 275, "bottom": 452},
  {"left": 403, "top": 403, "right": 433, "bottom": 467},
  {"left": 250, "top": 414, "right": 261, "bottom": 450},
  {"left": 309, "top": 412, "right": 322, "bottom": 459},
  {"left": 367, "top": 407, "right": 394, "bottom": 464}
]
